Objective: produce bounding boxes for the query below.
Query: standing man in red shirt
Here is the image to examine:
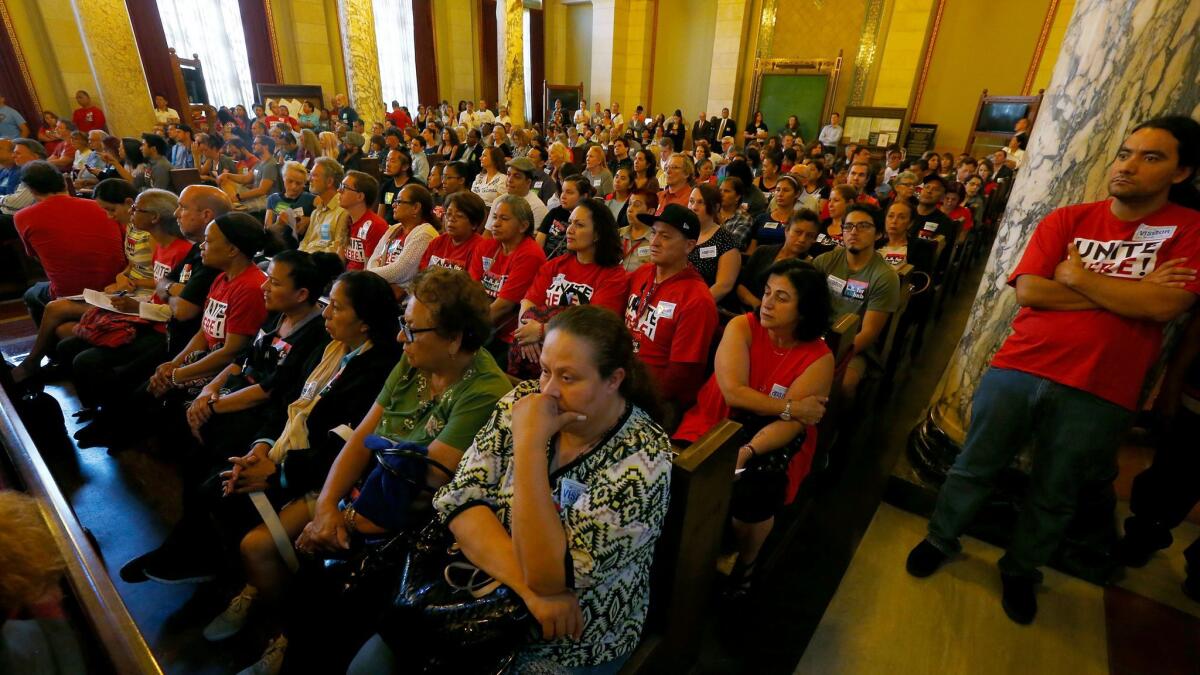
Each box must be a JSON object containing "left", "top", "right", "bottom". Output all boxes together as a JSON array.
[
  {"left": 906, "top": 117, "right": 1200, "bottom": 624},
  {"left": 14, "top": 160, "right": 125, "bottom": 325},
  {"left": 339, "top": 170, "right": 387, "bottom": 271},
  {"left": 71, "top": 91, "right": 107, "bottom": 133},
  {"left": 624, "top": 204, "right": 718, "bottom": 420}
]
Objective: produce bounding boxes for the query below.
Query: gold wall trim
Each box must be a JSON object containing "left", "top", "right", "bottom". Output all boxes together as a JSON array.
[
  {"left": 909, "top": 0, "right": 946, "bottom": 121},
  {"left": 0, "top": 0, "right": 43, "bottom": 114},
  {"left": 848, "top": 0, "right": 885, "bottom": 105},
  {"left": 1022, "top": 0, "right": 1060, "bottom": 95},
  {"left": 263, "top": 0, "right": 284, "bottom": 82}
]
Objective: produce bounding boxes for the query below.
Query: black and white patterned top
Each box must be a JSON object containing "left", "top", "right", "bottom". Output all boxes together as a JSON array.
[
  {"left": 433, "top": 380, "right": 673, "bottom": 667},
  {"left": 688, "top": 226, "right": 739, "bottom": 286}
]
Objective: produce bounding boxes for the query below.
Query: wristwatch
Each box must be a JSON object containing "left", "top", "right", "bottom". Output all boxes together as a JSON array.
[{"left": 780, "top": 399, "right": 793, "bottom": 421}]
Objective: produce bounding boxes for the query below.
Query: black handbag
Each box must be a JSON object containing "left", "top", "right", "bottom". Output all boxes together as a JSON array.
[{"left": 379, "top": 520, "right": 536, "bottom": 674}]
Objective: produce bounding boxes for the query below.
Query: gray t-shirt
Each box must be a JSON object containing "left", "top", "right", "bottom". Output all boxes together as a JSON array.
[
  {"left": 812, "top": 247, "right": 900, "bottom": 319},
  {"left": 253, "top": 158, "right": 280, "bottom": 192},
  {"left": 148, "top": 156, "right": 173, "bottom": 191}
]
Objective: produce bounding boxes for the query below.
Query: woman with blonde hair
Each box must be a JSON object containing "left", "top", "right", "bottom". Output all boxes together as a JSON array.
[
  {"left": 318, "top": 131, "right": 340, "bottom": 159},
  {"left": 0, "top": 491, "right": 85, "bottom": 674},
  {"left": 297, "top": 129, "right": 320, "bottom": 170}
]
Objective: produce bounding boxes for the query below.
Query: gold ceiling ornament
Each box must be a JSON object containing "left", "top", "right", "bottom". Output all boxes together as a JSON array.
[{"left": 756, "top": 0, "right": 779, "bottom": 61}]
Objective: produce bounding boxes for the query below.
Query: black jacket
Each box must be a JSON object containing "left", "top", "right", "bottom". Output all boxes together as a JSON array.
[{"left": 262, "top": 340, "right": 404, "bottom": 495}]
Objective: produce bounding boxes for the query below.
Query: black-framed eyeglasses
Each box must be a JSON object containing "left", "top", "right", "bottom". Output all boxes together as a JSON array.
[
  {"left": 337, "top": 183, "right": 361, "bottom": 193},
  {"left": 399, "top": 316, "right": 437, "bottom": 342},
  {"left": 842, "top": 222, "right": 875, "bottom": 233}
]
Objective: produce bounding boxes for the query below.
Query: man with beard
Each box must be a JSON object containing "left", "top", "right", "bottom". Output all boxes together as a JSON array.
[
  {"left": 812, "top": 203, "right": 899, "bottom": 400},
  {"left": 906, "top": 117, "right": 1200, "bottom": 625}
]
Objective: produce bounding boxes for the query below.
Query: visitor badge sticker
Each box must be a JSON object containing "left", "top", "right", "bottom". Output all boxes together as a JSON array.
[
  {"left": 826, "top": 275, "right": 847, "bottom": 296},
  {"left": 656, "top": 301, "right": 676, "bottom": 319},
  {"left": 769, "top": 383, "right": 789, "bottom": 399},
  {"left": 699, "top": 245, "right": 718, "bottom": 259},
  {"left": 559, "top": 477, "right": 587, "bottom": 508},
  {"left": 1131, "top": 224, "right": 1176, "bottom": 242}
]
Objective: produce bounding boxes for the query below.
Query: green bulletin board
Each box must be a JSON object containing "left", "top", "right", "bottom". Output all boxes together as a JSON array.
[{"left": 757, "top": 74, "right": 829, "bottom": 143}]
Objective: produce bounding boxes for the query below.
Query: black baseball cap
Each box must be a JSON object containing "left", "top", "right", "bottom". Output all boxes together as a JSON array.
[
  {"left": 637, "top": 203, "right": 700, "bottom": 240},
  {"left": 922, "top": 174, "right": 948, "bottom": 190}
]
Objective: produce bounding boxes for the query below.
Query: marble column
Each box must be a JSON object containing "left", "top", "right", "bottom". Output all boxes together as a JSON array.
[
  {"left": 496, "top": 0, "right": 525, "bottom": 127},
  {"left": 68, "top": 0, "right": 155, "bottom": 138},
  {"left": 704, "top": 0, "right": 749, "bottom": 115},
  {"left": 913, "top": 0, "right": 1200, "bottom": 465},
  {"left": 337, "top": 0, "right": 384, "bottom": 127}
]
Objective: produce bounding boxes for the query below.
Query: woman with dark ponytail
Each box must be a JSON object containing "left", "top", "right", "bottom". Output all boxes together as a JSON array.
[
  {"left": 675, "top": 258, "right": 835, "bottom": 599},
  {"left": 183, "top": 250, "right": 344, "bottom": 464}
]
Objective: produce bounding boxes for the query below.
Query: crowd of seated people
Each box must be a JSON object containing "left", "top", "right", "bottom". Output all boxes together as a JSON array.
[{"left": 0, "top": 90, "right": 1035, "bottom": 673}]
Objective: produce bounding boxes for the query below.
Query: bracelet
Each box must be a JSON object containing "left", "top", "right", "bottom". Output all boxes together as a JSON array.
[
  {"left": 742, "top": 443, "right": 757, "bottom": 457},
  {"left": 207, "top": 397, "right": 217, "bottom": 414},
  {"left": 170, "top": 368, "right": 184, "bottom": 388},
  {"left": 342, "top": 505, "right": 357, "bottom": 533}
]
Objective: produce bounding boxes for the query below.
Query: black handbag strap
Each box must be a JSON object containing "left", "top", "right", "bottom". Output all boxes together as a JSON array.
[{"left": 374, "top": 447, "right": 456, "bottom": 485}]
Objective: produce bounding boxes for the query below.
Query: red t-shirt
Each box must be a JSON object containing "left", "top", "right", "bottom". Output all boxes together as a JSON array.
[
  {"left": 201, "top": 265, "right": 269, "bottom": 349},
  {"left": 468, "top": 236, "right": 547, "bottom": 343},
  {"left": 14, "top": 195, "right": 125, "bottom": 298},
  {"left": 420, "top": 232, "right": 483, "bottom": 272},
  {"left": 73, "top": 106, "right": 106, "bottom": 133},
  {"left": 522, "top": 254, "right": 630, "bottom": 313},
  {"left": 345, "top": 211, "right": 388, "bottom": 270},
  {"left": 623, "top": 263, "right": 718, "bottom": 375},
  {"left": 656, "top": 185, "right": 690, "bottom": 215},
  {"left": 674, "top": 311, "right": 831, "bottom": 443},
  {"left": 152, "top": 238, "right": 194, "bottom": 285},
  {"left": 948, "top": 205, "right": 974, "bottom": 232},
  {"left": 992, "top": 200, "right": 1200, "bottom": 409}
]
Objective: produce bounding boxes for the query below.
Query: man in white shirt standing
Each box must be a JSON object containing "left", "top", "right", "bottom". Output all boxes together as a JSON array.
[
  {"left": 458, "top": 101, "right": 477, "bottom": 130},
  {"left": 476, "top": 100, "right": 496, "bottom": 126},
  {"left": 574, "top": 99, "right": 590, "bottom": 127},
  {"left": 610, "top": 102, "right": 625, "bottom": 136},
  {"left": 819, "top": 112, "right": 844, "bottom": 152}
]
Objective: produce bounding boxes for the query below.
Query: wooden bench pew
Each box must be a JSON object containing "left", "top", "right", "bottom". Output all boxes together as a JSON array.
[{"left": 621, "top": 419, "right": 742, "bottom": 674}]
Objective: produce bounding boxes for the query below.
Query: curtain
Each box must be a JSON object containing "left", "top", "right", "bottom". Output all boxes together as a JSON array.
[
  {"left": 156, "top": 0, "right": 255, "bottom": 107},
  {"left": 374, "top": 0, "right": 420, "bottom": 110}
]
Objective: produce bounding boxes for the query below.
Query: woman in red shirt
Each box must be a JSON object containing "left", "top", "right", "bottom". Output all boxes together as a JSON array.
[
  {"left": 941, "top": 181, "right": 974, "bottom": 235},
  {"left": 468, "top": 194, "right": 547, "bottom": 369},
  {"left": 674, "top": 259, "right": 835, "bottom": 597},
  {"left": 510, "top": 198, "right": 630, "bottom": 377},
  {"left": 420, "top": 190, "right": 486, "bottom": 272}
]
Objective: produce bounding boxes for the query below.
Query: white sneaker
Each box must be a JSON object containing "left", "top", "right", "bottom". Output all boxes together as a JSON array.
[
  {"left": 237, "top": 634, "right": 287, "bottom": 675},
  {"left": 203, "top": 585, "right": 257, "bottom": 642}
]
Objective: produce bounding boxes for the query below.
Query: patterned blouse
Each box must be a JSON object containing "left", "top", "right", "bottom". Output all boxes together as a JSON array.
[{"left": 433, "top": 380, "right": 673, "bottom": 667}]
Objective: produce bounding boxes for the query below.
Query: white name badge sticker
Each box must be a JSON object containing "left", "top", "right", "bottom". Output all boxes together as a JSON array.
[
  {"left": 769, "top": 383, "right": 788, "bottom": 399},
  {"left": 592, "top": 178, "right": 602, "bottom": 187},
  {"left": 534, "top": 181, "right": 543, "bottom": 189},
  {"left": 922, "top": 221, "right": 939, "bottom": 232},
  {"left": 1132, "top": 224, "right": 1177, "bottom": 242},
  {"left": 636, "top": 245, "right": 650, "bottom": 257},
  {"left": 699, "top": 245, "right": 718, "bottom": 259},
  {"left": 826, "top": 275, "right": 847, "bottom": 296},
  {"left": 656, "top": 301, "right": 676, "bottom": 319}
]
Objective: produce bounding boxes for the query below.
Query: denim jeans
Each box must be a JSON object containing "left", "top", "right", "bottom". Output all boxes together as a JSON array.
[
  {"left": 926, "top": 367, "right": 1134, "bottom": 578},
  {"left": 23, "top": 281, "right": 51, "bottom": 327}
]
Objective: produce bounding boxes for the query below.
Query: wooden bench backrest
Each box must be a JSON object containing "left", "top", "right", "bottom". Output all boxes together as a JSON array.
[
  {"left": 623, "top": 418, "right": 741, "bottom": 674},
  {"left": 169, "top": 168, "right": 202, "bottom": 194}
]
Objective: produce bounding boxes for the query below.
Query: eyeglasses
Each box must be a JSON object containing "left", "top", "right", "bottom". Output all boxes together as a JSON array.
[
  {"left": 842, "top": 222, "right": 875, "bottom": 233},
  {"left": 399, "top": 316, "right": 437, "bottom": 342},
  {"left": 337, "top": 183, "right": 361, "bottom": 193},
  {"left": 395, "top": 199, "right": 417, "bottom": 205}
]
